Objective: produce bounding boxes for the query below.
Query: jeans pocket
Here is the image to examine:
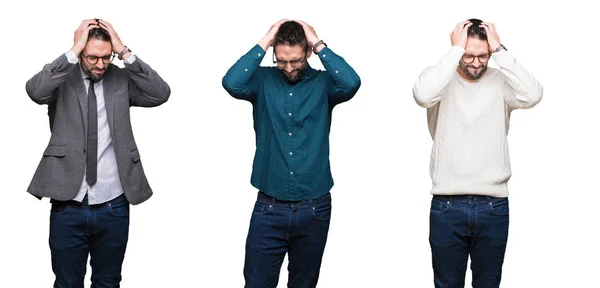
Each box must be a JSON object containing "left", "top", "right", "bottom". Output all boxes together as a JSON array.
[
  {"left": 312, "top": 204, "right": 331, "bottom": 221},
  {"left": 50, "top": 203, "right": 67, "bottom": 215},
  {"left": 252, "top": 201, "right": 272, "bottom": 215},
  {"left": 108, "top": 202, "right": 130, "bottom": 218},
  {"left": 430, "top": 198, "right": 450, "bottom": 213},
  {"left": 489, "top": 198, "right": 509, "bottom": 216}
]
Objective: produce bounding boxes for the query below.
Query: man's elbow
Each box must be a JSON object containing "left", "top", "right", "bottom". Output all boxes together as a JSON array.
[
  {"left": 154, "top": 84, "right": 171, "bottom": 106},
  {"left": 348, "top": 76, "right": 361, "bottom": 94},
  {"left": 530, "top": 85, "right": 543, "bottom": 106},
  {"left": 222, "top": 74, "right": 241, "bottom": 94},
  {"left": 26, "top": 82, "right": 49, "bottom": 105},
  {"left": 222, "top": 78, "right": 247, "bottom": 100},
  {"left": 413, "top": 88, "right": 437, "bottom": 109},
  {"left": 521, "top": 86, "right": 544, "bottom": 109},
  {"left": 339, "top": 76, "right": 361, "bottom": 101}
]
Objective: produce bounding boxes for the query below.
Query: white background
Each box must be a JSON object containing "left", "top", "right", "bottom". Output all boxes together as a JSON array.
[{"left": 1, "top": 0, "right": 598, "bottom": 287}]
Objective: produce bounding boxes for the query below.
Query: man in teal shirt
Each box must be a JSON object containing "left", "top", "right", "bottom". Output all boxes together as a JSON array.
[{"left": 222, "top": 19, "right": 360, "bottom": 287}]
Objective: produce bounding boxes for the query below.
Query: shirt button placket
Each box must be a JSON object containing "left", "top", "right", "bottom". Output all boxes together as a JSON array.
[
  {"left": 288, "top": 92, "right": 294, "bottom": 157},
  {"left": 285, "top": 89, "right": 296, "bottom": 192}
]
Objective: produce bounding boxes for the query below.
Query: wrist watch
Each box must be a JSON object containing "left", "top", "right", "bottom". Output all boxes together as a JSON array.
[
  {"left": 118, "top": 46, "right": 131, "bottom": 60},
  {"left": 312, "top": 40, "right": 326, "bottom": 53},
  {"left": 493, "top": 44, "right": 507, "bottom": 53}
]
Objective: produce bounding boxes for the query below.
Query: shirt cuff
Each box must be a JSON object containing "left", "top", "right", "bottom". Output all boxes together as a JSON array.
[
  {"left": 316, "top": 46, "right": 332, "bottom": 62},
  {"left": 65, "top": 50, "right": 79, "bottom": 64},
  {"left": 251, "top": 44, "right": 266, "bottom": 60},
  {"left": 124, "top": 54, "right": 137, "bottom": 64}
]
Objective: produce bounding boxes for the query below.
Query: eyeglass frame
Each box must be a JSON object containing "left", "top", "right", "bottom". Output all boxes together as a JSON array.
[
  {"left": 80, "top": 52, "right": 116, "bottom": 65},
  {"left": 272, "top": 45, "right": 309, "bottom": 69},
  {"left": 461, "top": 53, "right": 491, "bottom": 64}
]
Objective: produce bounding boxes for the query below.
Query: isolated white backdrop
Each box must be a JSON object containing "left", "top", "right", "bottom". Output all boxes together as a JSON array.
[{"left": 0, "top": 0, "right": 598, "bottom": 287}]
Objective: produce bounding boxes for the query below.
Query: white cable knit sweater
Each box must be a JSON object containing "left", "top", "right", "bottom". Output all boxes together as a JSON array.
[{"left": 413, "top": 46, "right": 543, "bottom": 197}]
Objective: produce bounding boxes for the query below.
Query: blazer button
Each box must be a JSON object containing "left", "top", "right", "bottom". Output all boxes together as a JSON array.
[{"left": 83, "top": 148, "right": 87, "bottom": 153}]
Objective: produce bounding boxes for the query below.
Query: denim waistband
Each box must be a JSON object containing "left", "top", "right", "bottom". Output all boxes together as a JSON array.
[
  {"left": 257, "top": 191, "right": 331, "bottom": 208},
  {"left": 433, "top": 194, "right": 507, "bottom": 204},
  {"left": 51, "top": 193, "right": 128, "bottom": 207}
]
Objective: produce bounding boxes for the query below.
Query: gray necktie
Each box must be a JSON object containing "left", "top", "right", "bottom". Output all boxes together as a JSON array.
[{"left": 86, "top": 78, "right": 97, "bottom": 186}]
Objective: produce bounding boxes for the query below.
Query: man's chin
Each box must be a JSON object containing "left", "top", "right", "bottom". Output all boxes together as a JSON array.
[
  {"left": 284, "top": 74, "right": 299, "bottom": 83},
  {"left": 466, "top": 67, "right": 486, "bottom": 80},
  {"left": 468, "top": 73, "right": 483, "bottom": 80},
  {"left": 87, "top": 71, "right": 105, "bottom": 82}
]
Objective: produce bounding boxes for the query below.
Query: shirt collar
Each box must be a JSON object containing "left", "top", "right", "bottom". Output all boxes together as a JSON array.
[{"left": 302, "top": 63, "right": 318, "bottom": 80}]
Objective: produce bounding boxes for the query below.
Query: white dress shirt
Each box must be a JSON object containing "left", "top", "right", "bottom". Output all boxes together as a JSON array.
[{"left": 65, "top": 50, "right": 137, "bottom": 204}]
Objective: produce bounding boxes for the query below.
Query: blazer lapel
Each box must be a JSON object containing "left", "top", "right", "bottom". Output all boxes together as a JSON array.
[{"left": 67, "top": 68, "right": 88, "bottom": 134}]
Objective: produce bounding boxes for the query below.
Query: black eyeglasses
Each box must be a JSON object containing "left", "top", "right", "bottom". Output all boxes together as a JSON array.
[
  {"left": 462, "top": 53, "right": 491, "bottom": 64},
  {"left": 81, "top": 53, "right": 115, "bottom": 65},
  {"left": 273, "top": 49, "right": 308, "bottom": 69}
]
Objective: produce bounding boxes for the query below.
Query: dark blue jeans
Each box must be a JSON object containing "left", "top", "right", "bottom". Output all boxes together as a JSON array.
[
  {"left": 49, "top": 194, "right": 130, "bottom": 288},
  {"left": 429, "top": 195, "right": 510, "bottom": 288},
  {"left": 244, "top": 191, "right": 332, "bottom": 288}
]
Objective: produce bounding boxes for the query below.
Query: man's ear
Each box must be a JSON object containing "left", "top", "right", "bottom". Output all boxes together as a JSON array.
[{"left": 306, "top": 49, "right": 313, "bottom": 59}]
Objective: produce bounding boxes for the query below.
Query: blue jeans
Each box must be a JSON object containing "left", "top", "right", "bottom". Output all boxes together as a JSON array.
[
  {"left": 244, "top": 191, "right": 332, "bottom": 288},
  {"left": 49, "top": 194, "right": 130, "bottom": 288},
  {"left": 429, "top": 195, "right": 509, "bottom": 288}
]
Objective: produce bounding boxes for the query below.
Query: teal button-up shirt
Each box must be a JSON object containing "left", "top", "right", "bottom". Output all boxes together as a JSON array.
[{"left": 223, "top": 44, "right": 360, "bottom": 201}]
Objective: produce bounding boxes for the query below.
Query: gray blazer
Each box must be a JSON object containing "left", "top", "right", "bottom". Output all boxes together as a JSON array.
[{"left": 25, "top": 54, "right": 170, "bottom": 205}]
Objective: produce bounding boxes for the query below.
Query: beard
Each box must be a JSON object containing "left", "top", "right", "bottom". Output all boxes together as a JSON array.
[
  {"left": 459, "top": 63, "right": 487, "bottom": 80},
  {"left": 281, "top": 66, "right": 306, "bottom": 84},
  {"left": 81, "top": 63, "right": 106, "bottom": 82}
]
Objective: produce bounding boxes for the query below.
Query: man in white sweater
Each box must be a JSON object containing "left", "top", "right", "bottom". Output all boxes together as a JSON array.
[{"left": 413, "top": 19, "right": 543, "bottom": 288}]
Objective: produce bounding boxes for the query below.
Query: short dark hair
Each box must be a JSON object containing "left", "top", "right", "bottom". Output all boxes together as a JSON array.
[
  {"left": 466, "top": 18, "right": 487, "bottom": 40},
  {"left": 88, "top": 27, "right": 111, "bottom": 42},
  {"left": 273, "top": 21, "right": 308, "bottom": 51}
]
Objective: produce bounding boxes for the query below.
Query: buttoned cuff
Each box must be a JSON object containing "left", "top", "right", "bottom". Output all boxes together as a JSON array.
[
  {"left": 316, "top": 46, "right": 332, "bottom": 62},
  {"left": 251, "top": 44, "right": 266, "bottom": 60}
]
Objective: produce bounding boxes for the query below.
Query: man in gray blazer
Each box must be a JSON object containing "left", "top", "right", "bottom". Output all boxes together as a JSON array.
[{"left": 26, "top": 19, "right": 170, "bottom": 287}]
